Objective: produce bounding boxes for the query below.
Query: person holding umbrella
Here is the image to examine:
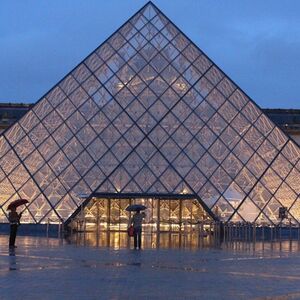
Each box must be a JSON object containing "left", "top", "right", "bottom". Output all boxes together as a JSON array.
[
  {"left": 7, "top": 199, "right": 28, "bottom": 249},
  {"left": 127, "top": 204, "right": 146, "bottom": 250}
]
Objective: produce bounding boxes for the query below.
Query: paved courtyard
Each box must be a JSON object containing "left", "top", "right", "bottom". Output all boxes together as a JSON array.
[{"left": 1, "top": 234, "right": 300, "bottom": 299}]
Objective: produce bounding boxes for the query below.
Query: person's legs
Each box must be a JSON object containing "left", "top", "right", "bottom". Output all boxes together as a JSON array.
[
  {"left": 133, "top": 229, "right": 138, "bottom": 249},
  {"left": 138, "top": 228, "right": 142, "bottom": 249},
  {"left": 9, "top": 224, "right": 18, "bottom": 247}
]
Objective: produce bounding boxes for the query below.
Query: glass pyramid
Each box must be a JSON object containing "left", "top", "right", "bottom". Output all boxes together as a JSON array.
[{"left": 0, "top": 2, "right": 300, "bottom": 225}]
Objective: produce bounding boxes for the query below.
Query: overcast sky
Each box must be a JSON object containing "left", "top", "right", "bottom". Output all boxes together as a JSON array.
[{"left": 0, "top": 0, "right": 300, "bottom": 108}]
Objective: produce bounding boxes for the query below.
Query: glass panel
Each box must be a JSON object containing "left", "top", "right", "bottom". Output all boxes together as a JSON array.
[
  {"left": 66, "top": 111, "right": 86, "bottom": 134},
  {"left": 5, "top": 123, "right": 26, "bottom": 146},
  {"left": 217, "top": 101, "right": 238, "bottom": 123},
  {"left": 285, "top": 167, "right": 300, "bottom": 195},
  {"left": 184, "top": 139, "right": 205, "bottom": 163},
  {"left": 59, "top": 165, "right": 81, "bottom": 190},
  {"left": 207, "top": 113, "right": 227, "bottom": 136},
  {"left": 247, "top": 153, "right": 267, "bottom": 179},
  {"left": 182, "top": 44, "right": 201, "bottom": 63},
  {"left": 69, "top": 87, "right": 89, "bottom": 108},
  {"left": 44, "top": 179, "right": 67, "bottom": 207},
  {"left": 281, "top": 140, "right": 300, "bottom": 165},
  {"left": 84, "top": 53, "right": 103, "bottom": 72},
  {"left": 56, "top": 98, "right": 76, "bottom": 120},
  {"left": 8, "top": 164, "right": 30, "bottom": 191},
  {"left": 160, "top": 112, "right": 180, "bottom": 134},
  {"left": 260, "top": 168, "right": 282, "bottom": 194},
  {"left": 110, "top": 138, "right": 132, "bottom": 162},
  {"left": 233, "top": 139, "right": 254, "bottom": 164},
  {"left": 73, "top": 151, "right": 94, "bottom": 177},
  {"left": 234, "top": 167, "right": 256, "bottom": 194},
  {"left": 140, "top": 23, "right": 158, "bottom": 41},
  {"left": 72, "top": 64, "right": 91, "bottom": 84},
  {"left": 46, "top": 86, "right": 66, "bottom": 107},
  {"left": 219, "top": 126, "right": 240, "bottom": 150},
  {"left": 151, "top": 32, "right": 169, "bottom": 50},
  {"left": 76, "top": 124, "right": 97, "bottom": 148},
  {"left": 209, "top": 139, "right": 229, "bottom": 164},
  {"left": 160, "top": 138, "right": 181, "bottom": 162},
  {"left": 249, "top": 182, "right": 272, "bottom": 209},
  {"left": 59, "top": 75, "right": 79, "bottom": 97},
  {"left": 228, "top": 89, "right": 248, "bottom": 110},
  {"left": 271, "top": 155, "right": 292, "bottom": 182},
  {"left": 135, "top": 166, "right": 156, "bottom": 191},
  {"left": 43, "top": 110, "right": 63, "bottom": 134},
  {"left": 148, "top": 152, "right": 168, "bottom": 178},
  {"left": 19, "top": 110, "right": 40, "bottom": 133},
  {"left": 274, "top": 182, "right": 297, "bottom": 208},
  {"left": 48, "top": 151, "right": 70, "bottom": 176},
  {"left": 257, "top": 139, "right": 278, "bottom": 164},
  {"left": 28, "top": 123, "right": 48, "bottom": 147},
  {"left": 209, "top": 166, "right": 232, "bottom": 194},
  {"left": 33, "top": 99, "right": 53, "bottom": 121},
  {"left": 196, "top": 125, "right": 217, "bottom": 150},
  {"left": 34, "top": 164, "right": 56, "bottom": 190},
  {"left": 255, "top": 113, "right": 274, "bottom": 137},
  {"left": 195, "top": 100, "right": 215, "bottom": 122},
  {"left": 172, "top": 152, "right": 193, "bottom": 177},
  {"left": 52, "top": 123, "right": 73, "bottom": 147},
  {"left": 197, "top": 152, "right": 218, "bottom": 178},
  {"left": 199, "top": 181, "right": 220, "bottom": 208},
  {"left": 38, "top": 136, "right": 60, "bottom": 162},
  {"left": 124, "top": 125, "right": 144, "bottom": 147},
  {"left": 222, "top": 153, "right": 243, "bottom": 179},
  {"left": 183, "top": 112, "right": 204, "bottom": 135},
  {"left": 172, "top": 125, "right": 193, "bottom": 149},
  {"left": 0, "top": 150, "right": 20, "bottom": 175},
  {"left": 223, "top": 182, "right": 245, "bottom": 209},
  {"left": 54, "top": 194, "right": 78, "bottom": 220},
  {"left": 96, "top": 42, "right": 115, "bottom": 61},
  {"left": 86, "top": 137, "right": 108, "bottom": 163},
  {"left": 243, "top": 126, "right": 264, "bottom": 150},
  {"left": 109, "top": 167, "right": 131, "bottom": 192},
  {"left": 99, "top": 125, "right": 121, "bottom": 148},
  {"left": 241, "top": 101, "right": 261, "bottom": 123},
  {"left": 97, "top": 151, "right": 119, "bottom": 176},
  {"left": 24, "top": 150, "right": 45, "bottom": 175},
  {"left": 262, "top": 197, "right": 282, "bottom": 224},
  {"left": 123, "top": 151, "right": 145, "bottom": 177},
  {"left": 213, "top": 197, "right": 234, "bottom": 221},
  {"left": 267, "top": 127, "right": 288, "bottom": 151},
  {"left": 82, "top": 75, "right": 102, "bottom": 97},
  {"left": 238, "top": 198, "right": 260, "bottom": 222}
]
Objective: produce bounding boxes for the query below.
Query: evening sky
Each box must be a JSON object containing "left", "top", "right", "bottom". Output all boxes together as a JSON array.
[{"left": 0, "top": 0, "right": 299, "bottom": 108}]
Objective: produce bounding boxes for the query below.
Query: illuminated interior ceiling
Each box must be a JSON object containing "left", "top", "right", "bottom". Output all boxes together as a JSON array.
[{"left": 0, "top": 2, "right": 299, "bottom": 225}]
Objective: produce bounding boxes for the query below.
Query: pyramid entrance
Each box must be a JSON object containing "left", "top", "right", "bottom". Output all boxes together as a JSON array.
[{"left": 68, "top": 193, "right": 213, "bottom": 233}]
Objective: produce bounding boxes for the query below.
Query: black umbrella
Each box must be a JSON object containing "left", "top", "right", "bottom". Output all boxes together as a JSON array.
[
  {"left": 125, "top": 204, "right": 147, "bottom": 212},
  {"left": 7, "top": 199, "right": 29, "bottom": 210}
]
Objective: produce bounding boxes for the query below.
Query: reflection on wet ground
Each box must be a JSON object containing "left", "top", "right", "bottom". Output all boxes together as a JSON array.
[
  {"left": 1, "top": 234, "right": 300, "bottom": 299},
  {"left": 66, "top": 230, "right": 300, "bottom": 253}
]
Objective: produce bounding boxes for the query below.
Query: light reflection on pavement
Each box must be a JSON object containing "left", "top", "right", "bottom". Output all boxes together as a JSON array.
[{"left": 1, "top": 235, "right": 300, "bottom": 299}]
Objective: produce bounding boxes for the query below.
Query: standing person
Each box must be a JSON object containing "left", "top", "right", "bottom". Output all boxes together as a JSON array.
[
  {"left": 130, "top": 210, "right": 145, "bottom": 250},
  {"left": 8, "top": 207, "right": 22, "bottom": 249}
]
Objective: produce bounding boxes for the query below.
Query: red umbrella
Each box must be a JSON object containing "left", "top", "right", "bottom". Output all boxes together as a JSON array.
[{"left": 7, "top": 199, "right": 29, "bottom": 210}]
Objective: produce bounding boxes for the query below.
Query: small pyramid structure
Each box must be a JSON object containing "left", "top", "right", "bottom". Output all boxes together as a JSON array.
[{"left": 0, "top": 2, "right": 300, "bottom": 225}]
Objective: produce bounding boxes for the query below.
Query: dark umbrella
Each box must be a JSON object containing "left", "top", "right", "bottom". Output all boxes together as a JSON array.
[
  {"left": 7, "top": 199, "right": 29, "bottom": 210},
  {"left": 125, "top": 204, "right": 147, "bottom": 212}
]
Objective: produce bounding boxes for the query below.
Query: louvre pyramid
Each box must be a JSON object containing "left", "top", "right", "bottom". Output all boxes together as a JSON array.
[{"left": 1, "top": 2, "right": 300, "bottom": 225}]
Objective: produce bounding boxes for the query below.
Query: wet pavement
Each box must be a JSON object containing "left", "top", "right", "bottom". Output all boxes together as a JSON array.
[{"left": 1, "top": 234, "right": 300, "bottom": 299}]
